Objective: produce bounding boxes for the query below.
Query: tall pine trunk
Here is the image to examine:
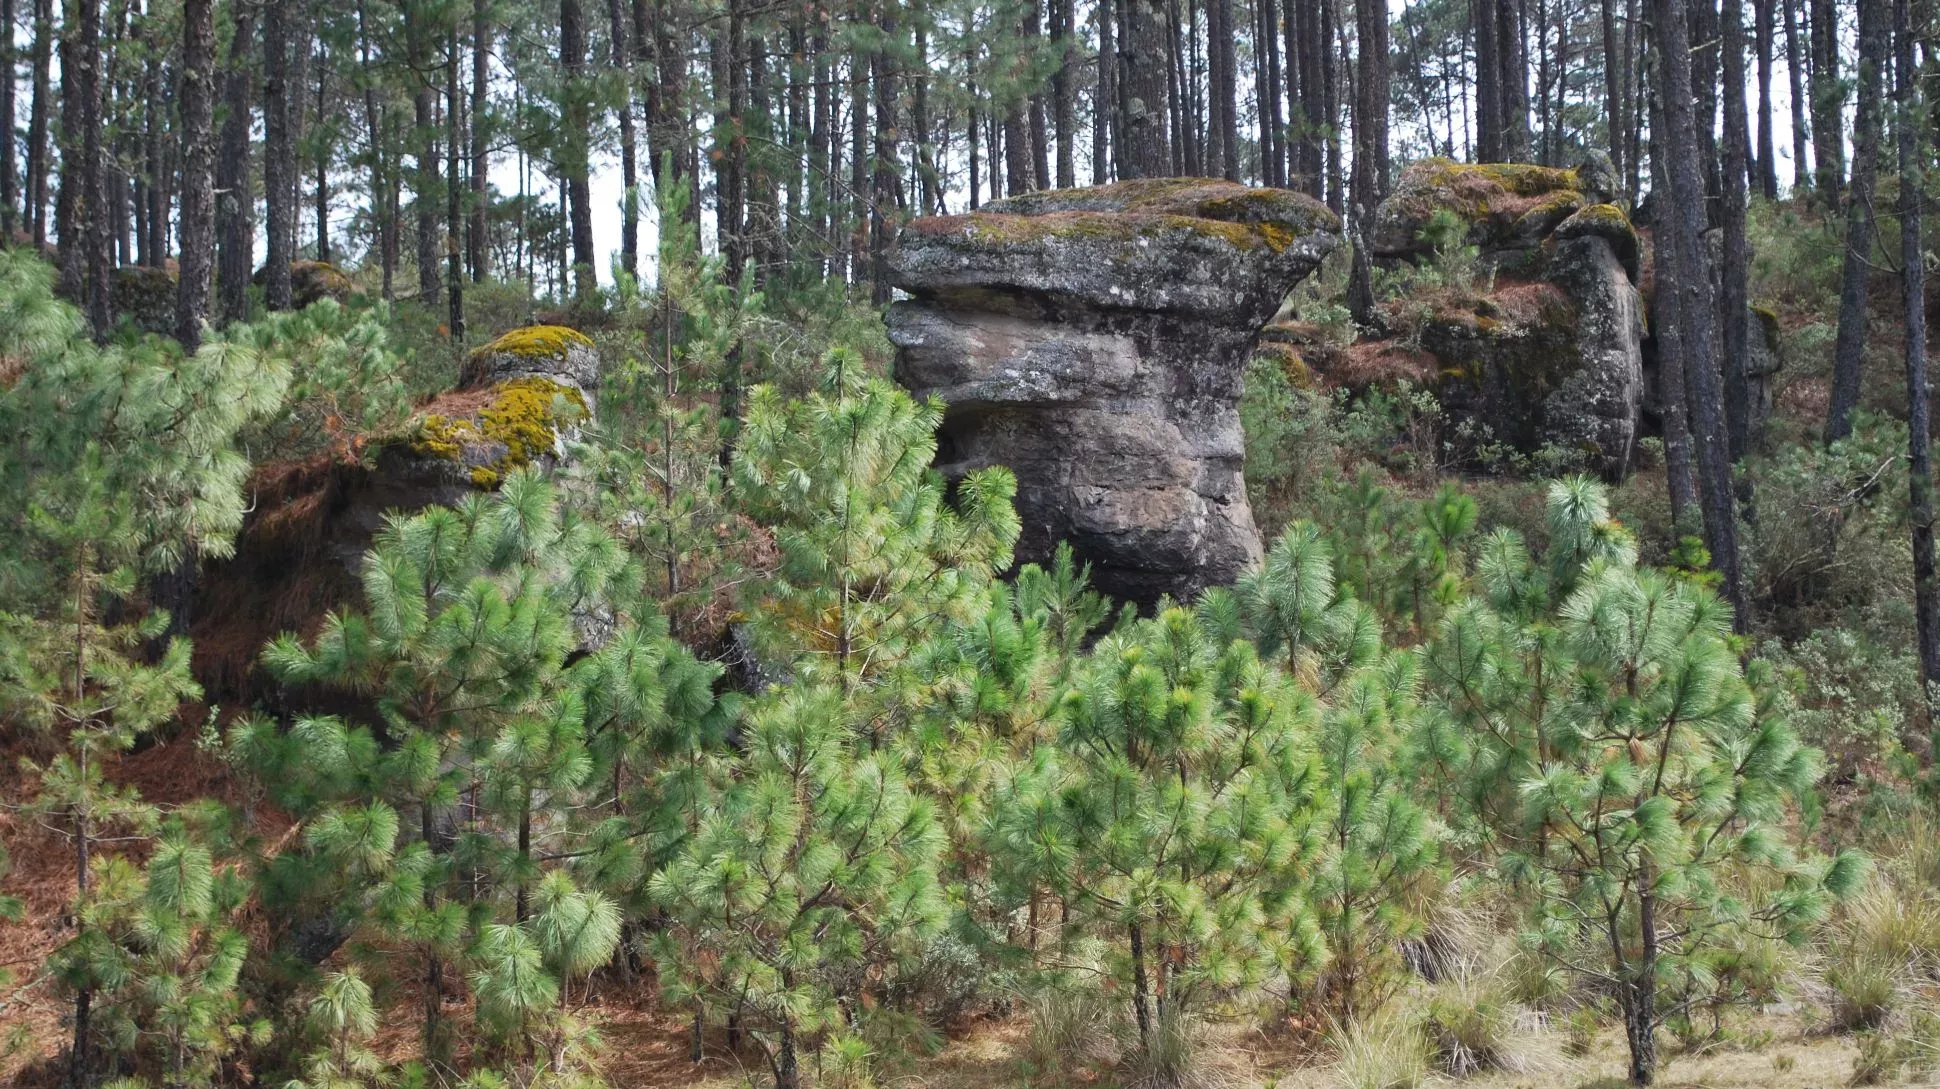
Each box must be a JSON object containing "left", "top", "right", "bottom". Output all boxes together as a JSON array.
[
  {"left": 1720, "top": 0, "right": 1752, "bottom": 458},
  {"left": 26, "top": 0, "right": 51, "bottom": 243},
  {"left": 262, "top": 0, "right": 294, "bottom": 310},
  {"left": 1827, "top": 0, "right": 1887, "bottom": 445},
  {"left": 608, "top": 0, "right": 637, "bottom": 279},
  {"left": 1753, "top": 0, "right": 1777, "bottom": 198},
  {"left": 1896, "top": 0, "right": 1940, "bottom": 726},
  {"left": 1783, "top": 0, "right": 1809, "bottom": 194},
  {"left": 561, "top": 0, "right": 595, "bottom": 297},
  {"left": 1809, "top": 0, "right": 1843, "bottom": 202},
  {"left": 406, "top": 0, "right": 441, "bottom": 304},
  {"left": 175, "top": 0, "right": 214, "bottom": 351},
  {"left": 1120, "top": 0, "right": 1169, "bottom": 176},
  {"left": 469, "top": 0, "right": 488, "bottom": 280},
  {"left": 1654, "top": 0, "right": 1748, "bottom": 628},
  {"left": 215, "top": 1, "right": 252, "bottom": 324},
  {"left": 1, "top": 0, "right": 14, "bottom": 239}
]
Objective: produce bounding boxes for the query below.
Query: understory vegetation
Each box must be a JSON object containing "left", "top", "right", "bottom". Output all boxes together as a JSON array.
[{"left": 5, "top": 182, "right": 1940, "bottom": 1089}]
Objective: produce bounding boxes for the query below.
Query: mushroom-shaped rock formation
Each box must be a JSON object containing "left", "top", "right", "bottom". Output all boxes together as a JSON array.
[
  {"left": 886, "top": 178, "right": 1341, "bottom": 605},
  {"left": 1346, "top": 155, "right": 1645, "bottom": 478}
]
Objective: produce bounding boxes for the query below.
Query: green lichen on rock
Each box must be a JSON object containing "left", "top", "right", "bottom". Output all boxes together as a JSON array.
[
  {"left": 1751, "top": 304, "right": 1781, "bottom": 348},
  {"left": 410, "top": 376, "right": 588, "bottom": 488},
  {"left": 472, "top": 324, "right": 595, "bottom": 362}
]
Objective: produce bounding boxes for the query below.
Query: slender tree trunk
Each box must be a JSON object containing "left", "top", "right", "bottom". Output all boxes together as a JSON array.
[
  {"left": 1783, "top": 0, "right": 1809, "bottom": 194},
  {"left": 1128, "top": 921, "right": 1152, "bottom": 1048},
  {"left": 1030, "top": 0, "right": 1051, "bottom": 185},
  {"left": 608, "top": 0, "right": 637, "bottom": 280},
  {"left": 1054, "top": 0, "right": 1078, "bottom": 186},
  {"left": 1809, "top": 0, "right": 1843, "bottom": 202},
  {"left": 406, "top": 0, "right": 441, "bottom": 304},
  {"left": 1720, "top": 0, "right": 1752, "bottom": 458},
  {"left": 215, "top": 1, "right": 252, "bottom": 324},
  {"left": 1654, "top": 0, "right": 1748, "bottom": 628},
  {"left": 1095, "top": 0, "right": 1113, "bottom": 181},
  {"left": 26, "top": 0, "right": 51, "bottom": 244},
  {"left": 1207, "top": 0, "right": 1233, "bottom": 178},
  {"left": 1477, "top": 0, "right": 1503, "bottom": 160},
  {"left": 315, "top": 55, "right": 330, "bottom": 263},
  {"left": 262, "top": 0, "right": 294, "bottom": 309},
  {"left": 1501, "top": 0, "right": 1529, "bottom": 159},
  {"left": 870, "top": 4, "right": 898, "bottom": 304},
  {"left": 446, "top": 23, "right": 464, "bottom": 342},
  {"left": 1895, "top": 0, "right": 1940, "bottom": 725},
  {"left": 1827, "top": 0, "right": 1887, "bottom": 445},
  {"left": 561, "top": 0, "right": 595, "bottom": 296},
  {"left": 175, "top": 0, "right": 214, "bottom": 351},
  {"left": 1753, "top": 0, "right": 1777, "bottom": 198},
  {"left": 470, "top": 0, "right": 488, "bottom": 280},
  {"left": 2, "top": 0, "right": 15, "bottom": 240},
  {"left": 356, "top": 0, "right": 393, "bottom": 300},
  {"left": 1120, "top": 0, "right": 1170, "bottom": 176}
]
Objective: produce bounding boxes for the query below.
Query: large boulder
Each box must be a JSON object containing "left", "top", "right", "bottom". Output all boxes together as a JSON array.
[
  {"left": 1350, "top": 156, "right": 1645, "bottom": 477},
  {"left": 887, "top": 178, "right": 1341, "bottom": 604},
  {"left": 252, "top": 259, "right": 356, "bottom": 308},
  {"left": 191, "top": 324, "right": 599, "bottom": 702}
]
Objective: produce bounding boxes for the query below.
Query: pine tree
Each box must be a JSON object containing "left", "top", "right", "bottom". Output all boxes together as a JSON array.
[
  {"left": 648, "top": 683, "right": 946, "bottom": 1089},
  {"left": 989, "top": 604, "right": 1321, "bottom": 1070},
  {"left": 731, "top": 354, "right": 1020, "bottom": 688}
]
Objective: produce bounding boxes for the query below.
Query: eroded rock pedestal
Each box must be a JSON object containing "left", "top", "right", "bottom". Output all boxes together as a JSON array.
[{"left": 887, "top": 178, "right": 1341, "bottom": 604}]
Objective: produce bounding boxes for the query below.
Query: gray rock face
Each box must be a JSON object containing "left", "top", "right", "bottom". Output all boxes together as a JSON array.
[{"left": 887, "top": 178, "right": 1341, "bottom": 604}]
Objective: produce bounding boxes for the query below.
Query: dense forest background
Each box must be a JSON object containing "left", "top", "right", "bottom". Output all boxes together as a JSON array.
[{"left": 9, "top": 0, "right": 1940, "bottom": 1088}]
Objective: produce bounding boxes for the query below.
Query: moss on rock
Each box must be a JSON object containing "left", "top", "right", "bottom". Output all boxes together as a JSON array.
[
  {"left": 472, "top": 324, "right": 595, "bottom": 361},
  {"left": 410, "top": 376, "right": 588, "bottom": 488}
]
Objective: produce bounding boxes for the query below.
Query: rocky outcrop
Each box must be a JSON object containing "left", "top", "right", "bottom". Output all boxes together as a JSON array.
[
  {"left": 191, "top": 324, "right": 599, "bottom": 701},
  {"left": 887, "top": 178, "right": 1341, "bottom": 604},
  {"left": 1348, "top": 155, "right": 1645, "bottom": 477},
  {"left": 253, "top": 259, "right": 356, "bottom": 308}
]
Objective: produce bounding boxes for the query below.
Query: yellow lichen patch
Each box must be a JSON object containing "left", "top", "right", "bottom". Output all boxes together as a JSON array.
[
  {"left": 1418, "top": 158, "right": 1580, "bottom": 196},
  {"left": 957, "top": 209, "right": 1294, "bottom": 251},
  {"left": 409, "top": 377, "right": 589, "bottom": 488},
  {"left": 471, "top": 324, "right": 594, "bottom": 363}
]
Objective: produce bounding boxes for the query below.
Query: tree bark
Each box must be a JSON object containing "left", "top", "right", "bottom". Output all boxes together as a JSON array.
[
  {"left": 1054, "top": 0, "right": 1077, "bottom": 186},
  {"left": 1783, "top": 0, "right": 1809, "bottom": 194},
  {"left": 561, "top": 0, "right": 595, "bottom": 296},
  {"left": 25, "top": 0, "right": 51, "bottom": 243},
  {"left": 215, "top": 0, "right": 252, "bottom": 325},
  {"left": 1094, "top": 0, "right": 1112, "bottom": 181},
  {"left": 1, "top": 0, "right": 15, "bottom": 239},
  {"left": 262, "top": 0, "right": 295, "bottom": 310},
  {"left": 405, "top": 0, "right": 441, "bottom": 304},
  {"left": 1753, "top": 0, "right": 1777, "bottom": 198},
  {"left": 1809, "top": 0, "right": 1844, "bottom": 202},
  {"left": 1654, "top": 0, "right": 1748, "bottom": 627},
  {"left": 470, "top": 0, "right": 489, "bottom": 280},
  {"left": 1827, "top": 0, "right": 1887, "bottom": 445},
  {"left": 1120, "top": 0, "right": 1170, "bottom": 176},
  {"left": 1720, "top": 0, "right": 1752, "bottom": 458},
  {"left": 175, "top": 0, "right": 215, "bottom": 351},
  {"left": 1895, "top": 0, "right": 1940, "bottom": 724},
  {"left": 446, "top": 23, "right": 464, "bottom": 342},
  {"left": 608, "top": 0, "right": 637, "bottom": 280}
]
